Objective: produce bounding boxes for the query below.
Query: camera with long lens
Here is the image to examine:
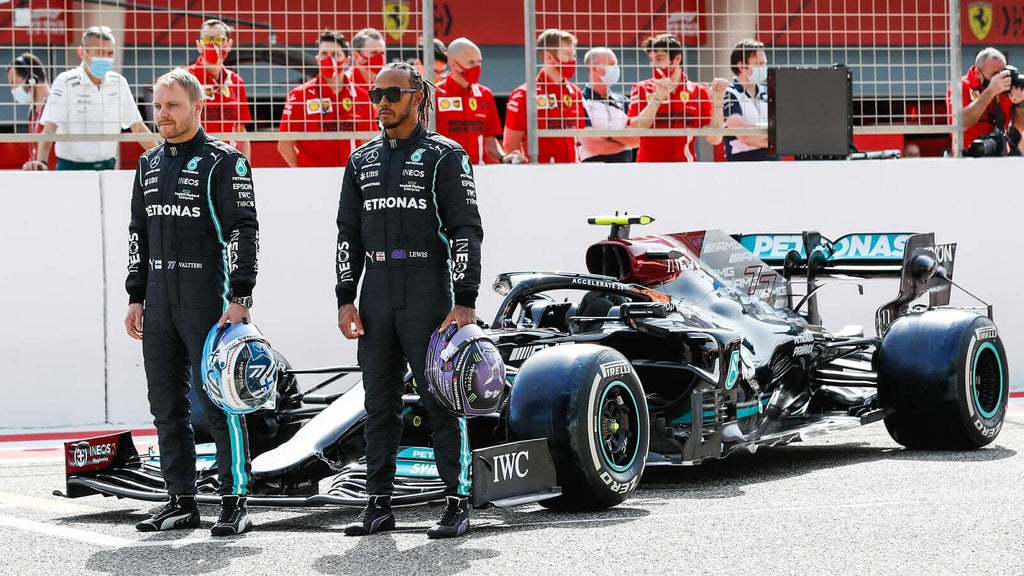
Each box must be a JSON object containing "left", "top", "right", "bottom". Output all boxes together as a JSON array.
[{"left": 968, "top": 127, "right": 1008, "bottom": 157}]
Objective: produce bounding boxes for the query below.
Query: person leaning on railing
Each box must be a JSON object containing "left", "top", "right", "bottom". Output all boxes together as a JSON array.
[
  {"left": 723, "top": 39, "right": 775, "bottom": 162},
  {"left": 277, "top": 30, "right": 376, "bottom": 168},
  {"left": 28, "top": 25, "right": 157, "bottom": 171},
  {"left": 185, "top": 19, "right": 252, "bottom": 158},
  {"left": 7, "top": 52, "right": 52, "bottom": 169},
  {"left": 503, "top": 28, "right": 586, "bottom": 163},
  {"left": 577, "top": 46, "right": 638, "bottom": 163},
  {"left": 626, "top": 33, "right": 726, "bottom": 163}
]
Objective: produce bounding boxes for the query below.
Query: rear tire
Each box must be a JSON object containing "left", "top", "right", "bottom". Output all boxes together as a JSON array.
[
  {"left": 877, "top": 310, "right": 1008, "bottom": 449},
  {"left": 508, "top": 345, "right": 649, "bottom": 510}
]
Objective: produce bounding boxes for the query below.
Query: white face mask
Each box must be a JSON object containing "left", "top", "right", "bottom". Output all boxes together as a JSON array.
[
  {"left": 601, "top": 64, "right": 620, "bottom": 85},
  {"left": 750, "top": 65, "right": 768, "bottom": 85},
  {"left": 10, "top": 85, "right": 32, "bottom": 105}
]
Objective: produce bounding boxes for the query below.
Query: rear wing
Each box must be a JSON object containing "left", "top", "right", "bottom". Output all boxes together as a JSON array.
[
  {"left": 735, "top": 231, "right": 963, "bottom": 330},
  {"left": 735, "top": 232, "right": 916, "bottom": 276}
]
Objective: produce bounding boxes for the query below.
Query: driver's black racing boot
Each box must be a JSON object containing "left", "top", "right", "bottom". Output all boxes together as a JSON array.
[
  {"left": 344, "top": 495, "right": 396, "bottom": 536},
  {"left": 135, "top": 495, "right": 200, "bottom": 532},
  {"left": 211, "top": 495, "right": 253, "bottom": 536},
  {"left": 426, "top": 495, "right": 470, "bottom": 539}
]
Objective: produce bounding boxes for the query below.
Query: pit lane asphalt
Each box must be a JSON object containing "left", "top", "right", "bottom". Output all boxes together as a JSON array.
[{"left": 2, "top": 413, "right": 1022, "bottom": 576}]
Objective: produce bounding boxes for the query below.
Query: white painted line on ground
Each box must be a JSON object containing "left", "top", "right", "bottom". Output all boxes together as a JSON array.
[
  {"left": 0, "top": 515, "right": 133, "bottom": 547},
  {"left": 0, "top": 492, "right": 99, "bottom": 514}
]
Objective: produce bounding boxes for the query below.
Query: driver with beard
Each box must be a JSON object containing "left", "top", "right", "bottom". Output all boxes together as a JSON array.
[{"left": 335, "top": 61, "right": 483, "bottom": 539}]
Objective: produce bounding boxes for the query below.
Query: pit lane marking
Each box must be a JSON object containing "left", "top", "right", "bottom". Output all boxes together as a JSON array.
[
  {"left": 0, "top": 515, "right": 133, "bottom": 547},
  {"left": 0, "top": 492, "right": 99, "bottom": 514}
]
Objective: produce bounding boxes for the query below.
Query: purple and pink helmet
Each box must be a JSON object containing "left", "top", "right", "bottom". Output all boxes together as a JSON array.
[{"left": 425, "top": 323, "right": 507, "bottom": 416}]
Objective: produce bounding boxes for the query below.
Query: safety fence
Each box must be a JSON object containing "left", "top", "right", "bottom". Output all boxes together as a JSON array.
[{"left": 1, "top": 0, "right": 963, "bottom": 160}]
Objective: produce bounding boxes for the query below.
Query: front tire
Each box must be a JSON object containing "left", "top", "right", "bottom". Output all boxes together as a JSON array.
[
  {"left": 508, "top": 345, "right": 649, "bottom": 510},
  {"left": 877, "top": 310, "right": 1008, "bottom": 449}
]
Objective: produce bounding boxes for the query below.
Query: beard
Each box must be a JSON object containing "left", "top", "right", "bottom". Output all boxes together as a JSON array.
[
  {"left": 379, "top": 105, "right": 413, "bottom": 129},
  {"left": 158, "top": 116, "right": 199, "bottom": 141}
]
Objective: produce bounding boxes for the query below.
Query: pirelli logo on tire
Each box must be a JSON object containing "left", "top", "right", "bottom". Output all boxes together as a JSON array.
[{"left": 600, "top": 360, "right": 631, "bottom": 378}]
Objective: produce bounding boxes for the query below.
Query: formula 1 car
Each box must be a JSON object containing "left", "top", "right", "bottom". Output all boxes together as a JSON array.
[{"left": 57, "top": 216, "right": 1009, "bottom": 512}]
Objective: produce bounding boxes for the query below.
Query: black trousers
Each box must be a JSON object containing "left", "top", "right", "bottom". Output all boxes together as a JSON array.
[
  {"left": 142, "top": 275, "right": 251, "bottom": 496},
  {"left": 357, "top": 268, "right": 471, "bottom": 497}
]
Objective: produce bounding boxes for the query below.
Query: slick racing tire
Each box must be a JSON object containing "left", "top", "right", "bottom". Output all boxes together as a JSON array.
[
  {"left": 877, "top": 310, "right": 1008, "bottom": 450},
  {"left": 508, "top": 345, "right": 649, "bottom": 510}
]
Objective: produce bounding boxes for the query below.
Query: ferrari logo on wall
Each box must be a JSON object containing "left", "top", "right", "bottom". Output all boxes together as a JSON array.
[
  {"left": 969, "top": 1, "right": 993, "bottom": 40},
  {"left": 383, "top": 1, "right": 411, "bottom": 41}
]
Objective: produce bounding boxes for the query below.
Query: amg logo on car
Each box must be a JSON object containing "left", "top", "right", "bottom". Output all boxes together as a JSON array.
[
  {"left": 146, "top": 205, "right": 200, "bottom": 218},
  {"left": 492, "top": 450, "right": 529, "bottom": 483},
  {"left": 600, "top": 360, "right": 631, "bottom": 378},
  {"left": 363, "top": 197, "right": 427, "bottom": 211},
  {"left": 975, "top": 326, "right": 998, "bottom": 341}
]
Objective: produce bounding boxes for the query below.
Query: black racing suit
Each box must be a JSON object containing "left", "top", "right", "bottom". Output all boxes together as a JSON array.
[
  {"left": 336, "top": 124, "right": 483, "bottom": 497},
  {"left": 126, "top": 128, "right": 259, "bottom": 496}
]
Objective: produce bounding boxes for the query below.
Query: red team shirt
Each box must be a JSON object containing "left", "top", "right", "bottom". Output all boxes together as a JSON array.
[
  {"left": 279, "top": 76, "right": 376, "bottom": 167},
  {"left": 505, "top": 71, "right": 585, "bottom": 163},
  {"left": 627, "top": 73, "right": 713, "bottom": 162},
  {"left": 186, "top": 59, "right": 252, "bottom": 136},
  {"left": 948, "top": 67, "right": 1015, "bottom": 153},
  {"left": 434, "top": 76, "right": 502, "bottom": 164}
]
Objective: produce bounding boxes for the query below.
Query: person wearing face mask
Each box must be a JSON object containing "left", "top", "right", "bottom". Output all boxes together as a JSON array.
[
  {"left": 504, "top": 28, "right": 586, "bottom": 163},
  {"left": 30, "top": 26, "right": 156, "bottom": 171},
  {"left": 345, "top": 28, "right": 387, "bottom": 92},
  {"left": 434, "top": 37, "right": 523, "bottom": 164},
  {"left": 185, "top": 19, "right": 252, "bottom": 158},
  {"left": 278, "top": 30, "right": 376, "bottom": 167},
  {"left": 627, "top": 33, "right": 727, "bottom": 163},
  {"left": 7, "top": 52, "right": 53, "bottom": 169},
  {"left": 947, "top": 47, "right": 1024, "bottom": 155},
  {"left": 723, "top": 39, "right": 774, "bottom": 162},
  {"left": 578, "top": 47, "right": 638, "bottom": 163}
]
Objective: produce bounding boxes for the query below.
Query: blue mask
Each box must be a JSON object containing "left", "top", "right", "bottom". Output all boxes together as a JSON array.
[{"left": 89, "top": 57, "right": 114, "bottom": 78}]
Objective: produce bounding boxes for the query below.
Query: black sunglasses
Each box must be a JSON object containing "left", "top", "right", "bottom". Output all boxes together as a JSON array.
[{"left": 369, "top": 87, "right": 419, "bottom": 104}]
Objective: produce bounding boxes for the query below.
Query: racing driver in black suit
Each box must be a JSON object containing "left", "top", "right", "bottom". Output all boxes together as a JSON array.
[
  {"left": 125, "top": 68, "right": 258, "bottom": 536},
  {"left": 336, "top": 61, "right": 484, "bottom": 539}
]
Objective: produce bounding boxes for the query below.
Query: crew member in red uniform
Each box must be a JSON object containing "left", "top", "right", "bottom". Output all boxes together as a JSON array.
[
  {"left": 345, "top": 28, "right": 386, "bottom": 92},
  {"left": 278, "top": 31, "right": 376, "bottom": 167},
  {"left": 627, "top": 33, "right": 726, "bottom": 163},
  {"left": 504, "top": 28, "right": 585, "bottom": 164},
  {"left": 185, "top": 19, "right": 252, "bottom": 157},
  {"left": 435, "top": 37, "right": 523, "bottom": 165},
  {"left": 947, "top": 47, "right": 1024, "bottom": 155},
  {"left": 8, "top": 53, "right": 53, "bottom": 169}
]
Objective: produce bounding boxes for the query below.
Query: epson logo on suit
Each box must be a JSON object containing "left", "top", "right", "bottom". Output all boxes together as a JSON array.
[{"left": 146, "top": 205, "right": 200, "bottom": 218}]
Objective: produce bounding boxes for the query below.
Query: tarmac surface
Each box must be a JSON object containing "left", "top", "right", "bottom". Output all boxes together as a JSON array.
[{"left": 1, "top": 408, "right": 1022, "bottom": 576}]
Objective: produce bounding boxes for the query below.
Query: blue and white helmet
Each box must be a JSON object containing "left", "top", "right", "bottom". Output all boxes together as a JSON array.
[{"left": 201, "top": 322, "right": 279, "bottom": 415}]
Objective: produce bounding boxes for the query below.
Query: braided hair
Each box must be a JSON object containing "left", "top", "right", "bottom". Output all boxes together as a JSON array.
[{"left": 380, "top": 60, "right": 435, "bottom": 125}]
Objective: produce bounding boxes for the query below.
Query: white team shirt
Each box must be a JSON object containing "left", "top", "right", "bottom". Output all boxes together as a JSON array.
[{"left": 39, "top": 65, "right": 144, "bottom": 162}]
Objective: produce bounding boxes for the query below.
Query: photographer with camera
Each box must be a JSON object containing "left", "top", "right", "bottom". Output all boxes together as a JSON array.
[{"left": 948, "top": 47, "right": 1024, "bottom": 156}]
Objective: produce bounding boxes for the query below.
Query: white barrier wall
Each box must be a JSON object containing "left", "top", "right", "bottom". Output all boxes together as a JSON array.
[
  {"left": 1, "top": 172, "right": 107, "bottom": 427},
  {"left": 2, "top": 159, "right": 1020, "bottom": 428}
]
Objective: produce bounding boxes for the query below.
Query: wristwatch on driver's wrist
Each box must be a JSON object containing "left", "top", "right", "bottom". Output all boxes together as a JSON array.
[{"left": 230, "top": 296, "right": 253, "bottom": 309}]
